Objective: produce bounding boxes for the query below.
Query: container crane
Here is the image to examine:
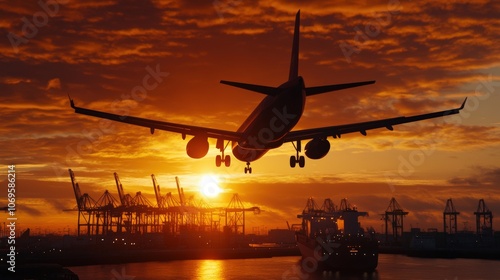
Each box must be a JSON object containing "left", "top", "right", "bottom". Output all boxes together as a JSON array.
[
  {"left": 381, "top": 197, "right": 408, "bottom": 243},
  {"left": 474, "top": 199, "right": 493, "bottom": 235},
  {"left": 443, "top": 198, "right": 460, "bottom": 234},
  {"left": 225, "top": 193, "right": 260, "bottom": 235},
  {"left": 114, "top": 172, "right": 133, "bottom": 207},
  {"left": 151, "top": 174, "right": 165, "bottom": 208}
]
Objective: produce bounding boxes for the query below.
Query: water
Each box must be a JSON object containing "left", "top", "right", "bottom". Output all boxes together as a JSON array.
[{"left": 69, "top": 254, "right": 500, "bottom": 280}]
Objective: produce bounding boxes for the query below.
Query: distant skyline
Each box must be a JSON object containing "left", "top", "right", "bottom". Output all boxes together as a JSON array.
[{"left": 0, "top": 0, "right": 499, "bottom": 234}]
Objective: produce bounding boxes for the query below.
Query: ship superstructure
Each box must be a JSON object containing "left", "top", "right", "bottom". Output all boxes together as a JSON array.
[{"left": 296, "top": 197, "right": 378, "bottom": 271}]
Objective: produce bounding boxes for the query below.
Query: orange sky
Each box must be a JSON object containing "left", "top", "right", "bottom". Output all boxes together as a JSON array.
[{"left": 0, "top": 0, "right": 499, "bottom": 235}]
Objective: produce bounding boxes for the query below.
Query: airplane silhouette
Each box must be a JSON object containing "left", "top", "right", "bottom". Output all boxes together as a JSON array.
[{"left": 70, "top": 10, "right": 466, "bottom": 174}]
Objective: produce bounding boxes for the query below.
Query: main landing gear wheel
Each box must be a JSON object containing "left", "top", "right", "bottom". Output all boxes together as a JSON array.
[
  {"left": 216, "top": 155, "right": 222, "bottom": 167},
  {"left": 290, "top": 140, "right": 306, "bottom": 168},
  {"left": 244, "top": 162, "right": 252, "bottom": 174},
  {"left": 216, "top": 139, "right": 231, "bottom": 168},
  {"left": 290, "top": 155, "right": 305, "bottom": 168},
  {"left": 216, "top": 154, "right": 231, "bottom": 167}
]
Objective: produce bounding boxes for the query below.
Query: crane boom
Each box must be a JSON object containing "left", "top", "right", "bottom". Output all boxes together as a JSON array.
[
  {"left": 68, "top": 169, "right": 83, "bottom": 210},
  {"left": 175, "top": 176, "right": 185, "bottom": 207},
  {"left": 114, "top": 172, "right": 129, "bottom": 207},
  {"left": 151, "top": 174, "right": 164, "bottom": 208}
]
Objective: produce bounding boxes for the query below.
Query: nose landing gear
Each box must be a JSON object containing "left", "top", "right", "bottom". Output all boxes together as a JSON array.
[{"left": 244, "top": 162, "right": 252, "bottom": 174}]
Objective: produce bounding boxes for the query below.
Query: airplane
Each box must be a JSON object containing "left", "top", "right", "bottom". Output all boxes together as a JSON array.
[{"left": 69, "top": 10, "right": 466, "bottom": 174}]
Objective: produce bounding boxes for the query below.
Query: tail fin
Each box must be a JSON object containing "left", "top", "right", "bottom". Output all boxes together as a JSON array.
[
  {"left": 288, "top": 10, "right": 300, "bottom": 81},
  {"left": 220, "top": 11, "right": 301, "bottom": 95}
]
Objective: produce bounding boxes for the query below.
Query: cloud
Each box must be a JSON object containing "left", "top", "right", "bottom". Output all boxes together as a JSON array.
[
  {"left": 223, "top": 27, "right": 272, "bottom": 35},
  {"left": 46, "top": 78, "right": 61, "bottom": 90},
  {"left": 0, "top": 77, "right": 32, "bottom": 85},
  {"left": 449, "top": 166, "right": 500, "bottom": 187}
]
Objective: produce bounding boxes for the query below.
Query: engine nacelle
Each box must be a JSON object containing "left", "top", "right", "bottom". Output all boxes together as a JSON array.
[
  {"left": 186, "top": 136, "right": 209, "bottom": 159},
  {"left": 305, "top": 138, "right": 330, "bottom": 159}
]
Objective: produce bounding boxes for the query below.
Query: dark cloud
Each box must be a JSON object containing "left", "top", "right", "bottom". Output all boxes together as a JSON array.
[
  {"left": 17, "top": 204, "right": 43, "bottom": 217},
  {"left": 449, "top": 166, "right": 500, "bottom": 187}
]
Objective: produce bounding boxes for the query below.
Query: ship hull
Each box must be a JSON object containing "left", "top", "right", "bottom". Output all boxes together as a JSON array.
[{"left": 296, "top": 233, "right": 378, "bottom": 272}]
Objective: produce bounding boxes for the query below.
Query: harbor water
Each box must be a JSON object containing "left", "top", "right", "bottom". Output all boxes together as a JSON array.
[{"left": 69, "top": 254, "right": 500, "bottom": 280}]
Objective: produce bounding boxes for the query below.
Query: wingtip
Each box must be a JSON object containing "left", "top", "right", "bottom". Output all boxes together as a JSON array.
[
  {"left": 68, "top": 94, "right": 75, "bottom": 108},
  {"left": 459, "top": 97, "right": 467, "bottom": 110}
]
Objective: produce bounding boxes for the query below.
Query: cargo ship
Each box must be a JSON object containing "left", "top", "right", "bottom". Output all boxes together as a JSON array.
[{"left": 296, "top": 198, "right": 378, "bottom": 272}]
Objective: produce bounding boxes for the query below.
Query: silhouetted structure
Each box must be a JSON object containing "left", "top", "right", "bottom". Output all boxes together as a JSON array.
[
  {"left": 443, "top": 198, "right": 460, "bottom": 234},
  {"left": 382, "top": 197, "right": 408, "bottom": 243},
  {"left": 339, "top": 198, "right": 352, "bottom": 211},
  {"left": 66, "top": 169, "right": 260, "bottom": 238},
  {"left": 320, "top": 198, "right": 336, "bottom": 213},
  {"left": 303, "top": 197, "right": 318, "bottom": 214},
  {"left": 67, "top": 169, "right": 98, "bottom": 235},
  {"left": 225, "top": 194, "right": 260, "bottom": 235},
  {"left": 474, "top": 199, "right": 493, "bottom": 236},
  {"left": 94, "top": 190, "right": 121, "bottom": 235},
  {"left": 296, "top": 197, "right": 377, "bottom": 271}
]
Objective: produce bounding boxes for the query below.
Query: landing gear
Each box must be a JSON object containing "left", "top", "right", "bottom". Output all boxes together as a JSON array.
[
  {"left": 216, "top": 155, "right": 231, "bottom": 167},
  {"left": 290, "top": 155, "right": 305, "bottom": 168},
  {"left": 216, "top": 139, "right": 231, "bottom": 167},
  {"left": 290, "top": 140, "right": 305, "bottom": 168},
  {"left": 244, "top": 162, "right": 252, "bottom": 174}
]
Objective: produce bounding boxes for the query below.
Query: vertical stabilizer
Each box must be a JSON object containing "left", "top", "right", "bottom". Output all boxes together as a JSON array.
[{"left": 288, "top": 10, "right": 300, "bottom": 81}]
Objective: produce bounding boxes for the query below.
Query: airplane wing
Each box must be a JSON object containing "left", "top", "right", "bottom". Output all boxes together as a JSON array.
[
  {"left": 69, "top": 97, "right": 242, "bottom": 142},
  {"left": 284, "top": 98, "right": 467, "bottom": 143}
]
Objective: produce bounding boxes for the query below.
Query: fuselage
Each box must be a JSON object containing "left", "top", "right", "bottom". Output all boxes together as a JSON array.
[{"left": 232, "top": 77, "right": 306, "bottom": 162}]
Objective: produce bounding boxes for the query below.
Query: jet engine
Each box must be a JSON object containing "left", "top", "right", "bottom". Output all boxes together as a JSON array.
[
  {"left": 186, "top": 136, "right": 209, "bottom": 159},
  {"left": 304, "top": 138, "right": 330, "bottom": 159}
]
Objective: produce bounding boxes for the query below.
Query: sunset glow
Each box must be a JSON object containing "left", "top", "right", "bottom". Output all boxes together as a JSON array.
[
  {"left": 199, "top": 174, "right": 222, "bottom": 198},
  {"left": 0, "top": 0, "right": 499, "bottom": 235}
]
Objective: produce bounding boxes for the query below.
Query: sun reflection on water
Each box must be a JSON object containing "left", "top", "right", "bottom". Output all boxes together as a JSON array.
[{"left": 195, "top": 259, "right": 225, "bottom": 280}]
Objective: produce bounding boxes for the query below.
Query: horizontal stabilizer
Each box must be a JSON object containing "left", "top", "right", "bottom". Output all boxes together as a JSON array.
[
  {"left": 220, "top": 80, "right": 278, "bottom": 96},
  {"left": 305, "top": 80, "right": 375, "bottom": 96}
]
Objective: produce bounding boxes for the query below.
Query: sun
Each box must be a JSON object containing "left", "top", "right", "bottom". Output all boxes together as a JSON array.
[{"left": 199, "top": 175, "right": 222, "bottom": 198}]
